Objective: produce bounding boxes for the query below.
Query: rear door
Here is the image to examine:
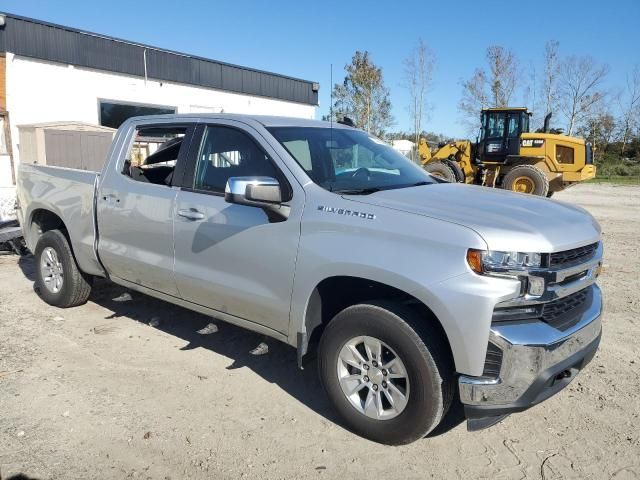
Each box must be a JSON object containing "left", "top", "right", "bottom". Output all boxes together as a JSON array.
[
  {"left": 96, "top": 121, "right": 196, "bottom": 296},
  {"left": 505, "top": 112, "right": 521, "bottom": 156},
  {"left": 172, "top": 120, "right": 303, "bottom": 333}
]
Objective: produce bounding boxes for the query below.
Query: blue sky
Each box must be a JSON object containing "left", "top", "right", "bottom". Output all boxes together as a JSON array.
[{"left": 3, "top": 0, "right": 639, "bottom": 137}]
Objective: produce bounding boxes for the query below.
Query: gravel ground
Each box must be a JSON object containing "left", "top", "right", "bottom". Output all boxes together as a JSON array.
[{"left": 0, "top": 183, "right": 638, "bottom": 480}]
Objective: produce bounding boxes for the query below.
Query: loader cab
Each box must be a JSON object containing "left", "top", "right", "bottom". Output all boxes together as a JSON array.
[{"left": 477, "top": 108, "right": 530, "bottom": 163}]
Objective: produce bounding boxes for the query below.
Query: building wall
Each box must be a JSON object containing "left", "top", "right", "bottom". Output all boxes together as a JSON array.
[
  {"left": 391, "top": 139, "right": 415, "bottom": 158},
  {"left": 0, "top": 53, "right": 12, "bottom": 191},
  {"left": 0, "top": 54, "right": 6, "bottom": 110},
  {"left": 0, "top": 53, "right": 316, "bottom": 187}
]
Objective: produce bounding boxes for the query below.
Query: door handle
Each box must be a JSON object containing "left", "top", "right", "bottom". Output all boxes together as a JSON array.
[
  {"left": 101, "top": 193, "right": 120, "bottom": 204},
  {"left": 177, "top": 208, "right": 205, "bottom": 221}
]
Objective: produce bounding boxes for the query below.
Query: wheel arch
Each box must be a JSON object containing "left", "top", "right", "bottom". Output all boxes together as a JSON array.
[
  {"left": 26, "top": 207, "right": 104, "bottom": 277},
  {"left": 24, "top": 199, "right": 105, "bottom": 277},
  {"left": 298, "top": 275, "right": 455, "bottom": 371},
  {"left": 28, "top": 208, "right": 69, "bottom": 250}
]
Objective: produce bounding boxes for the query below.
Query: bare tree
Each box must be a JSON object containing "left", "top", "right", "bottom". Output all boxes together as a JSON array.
[
  {"left": 618, "top": 65, "right": 640, "bottom": 155},
  {"left": 558, "top": 55, "right": 609, "bottom": 136},
  {"left": 403, "top": 39, "right": 435, "bottom": 156},
  {"left": 331, "top": 51, "right": 393, "bottom": 137},
  {"left": 486, "top": 46, "right": 518, "bottom": 106},
  {"left": 541, "top": 40, "right": 560, "bottom": 117},
  {"left": 459, "top": 69, "right": 489, "bottom": 132},
  {"left": 459, "top": 46, "right": 518, "bottom": 132}
]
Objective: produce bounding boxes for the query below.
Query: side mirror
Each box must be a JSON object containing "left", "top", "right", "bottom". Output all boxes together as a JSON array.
[
  {"left": 225, "top": 177, "right": 281, "bottom": 206},
  {"left": 225, "top": 177, "right": 290, "bottom": 221}
]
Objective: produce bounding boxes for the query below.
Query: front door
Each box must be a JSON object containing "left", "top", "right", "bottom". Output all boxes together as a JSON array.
[
  {"left": 97, "top": 122, "right": 195, "bottom": 296},
  {"left": 173, "top": 121, "right": 302, "bottom": 334},
  {"left": 482, "top": 111, "right": 507, "bottom": 161}
]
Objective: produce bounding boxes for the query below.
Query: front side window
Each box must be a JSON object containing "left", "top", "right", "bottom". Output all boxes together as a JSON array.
[
  {"left": 268, "top": 127, "right": 435, "bottom": 193},
  {"left": 193, "top": 126, "right": 279, "bottom": 193}
]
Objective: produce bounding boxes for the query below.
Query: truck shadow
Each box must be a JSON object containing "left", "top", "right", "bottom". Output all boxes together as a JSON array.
[{"left": 17, "top": 255, "right": 465, "bottom": 440}]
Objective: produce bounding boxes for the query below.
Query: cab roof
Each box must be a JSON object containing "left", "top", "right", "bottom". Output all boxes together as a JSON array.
[
  {"left": 125, "top": 113, "right": 354, "bottom": 129},
  {"left": 481, "top": 107, "right": 529, "bottom": 112}
]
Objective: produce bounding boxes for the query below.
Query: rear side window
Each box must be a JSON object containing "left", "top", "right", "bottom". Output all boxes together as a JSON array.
[
  {"left": 193, "top": 126, "right": 279, "bottom": 193},
  {"left": 507, "top": 115, "right": 519, "bottom": 138},
  {"left": 123, "top": 126, "right": 188, "bottom": 186}
]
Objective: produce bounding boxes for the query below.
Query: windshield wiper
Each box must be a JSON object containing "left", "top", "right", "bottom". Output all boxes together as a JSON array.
[
  {"left": 332, "top": 181, "right": 432, "bottom": 195},
  {"left": 333, "top": 187, "right": 382, "bottom": 195}
]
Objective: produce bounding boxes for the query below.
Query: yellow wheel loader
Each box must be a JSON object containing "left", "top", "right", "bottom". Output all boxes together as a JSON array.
[{"left": 419, "top": 107, "right": 596, "bottom": 197}]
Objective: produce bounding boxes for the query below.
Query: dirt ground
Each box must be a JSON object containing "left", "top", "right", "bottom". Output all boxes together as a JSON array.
[{"left": 1, "top": 183, "right": 638, "bottom": 480}]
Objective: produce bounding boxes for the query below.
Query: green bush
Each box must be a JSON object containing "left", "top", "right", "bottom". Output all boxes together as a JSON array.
[
  {"left": 595, "top": 160, "right": 640, "bottom": 179},
  {"left": 614, "top": 165, "right": 630, "bottom": 176}
]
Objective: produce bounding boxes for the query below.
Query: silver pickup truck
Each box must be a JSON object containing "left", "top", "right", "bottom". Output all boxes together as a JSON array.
[{"left": 16, "top": 114, "right": 603, "bottom": 445}]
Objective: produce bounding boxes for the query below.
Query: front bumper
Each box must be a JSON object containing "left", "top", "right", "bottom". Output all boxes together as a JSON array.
[{"left": 459, "top": 283, "right": 602, "bottom": 419}]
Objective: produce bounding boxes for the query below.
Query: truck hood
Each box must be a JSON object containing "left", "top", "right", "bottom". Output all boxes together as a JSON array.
[{"left": 345, "top": 183, "right": 601, "bottom": 252}]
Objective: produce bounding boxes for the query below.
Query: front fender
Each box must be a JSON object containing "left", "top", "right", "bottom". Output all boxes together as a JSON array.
[{"left": 288, "top": 203, "right": 501, "bottom": 375}]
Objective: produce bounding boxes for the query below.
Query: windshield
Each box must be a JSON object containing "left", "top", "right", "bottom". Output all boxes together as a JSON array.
[{"left": 267, "top": 127, "right": 435, "bottom": 194}]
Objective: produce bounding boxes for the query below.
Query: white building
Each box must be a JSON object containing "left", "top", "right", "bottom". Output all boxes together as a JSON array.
[
  {"left": 391, "top": 139, "right": 415, "bottom": 158},
  {"left": 0, "top": 12, "right": 319, "bottom": 201}
]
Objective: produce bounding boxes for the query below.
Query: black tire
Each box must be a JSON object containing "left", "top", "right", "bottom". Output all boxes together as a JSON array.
[
  {"left": 444, "top": 158, "right": 465, "bottom": 183},
  {"left": 318, "top": 302, "right": 454, "bottom": 445},
  {"left": 34, "top": 229, "right": 92, "bottom": 308},
  {"left": 424, "top": 161, "right": 457, "bottom": 182},
  {"left": 501, "top": 164, "right": 550, "bottom": 196}
]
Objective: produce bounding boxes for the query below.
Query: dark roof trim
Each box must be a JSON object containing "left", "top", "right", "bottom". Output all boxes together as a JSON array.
[{"left": 0, "top": 13, "right": 319, "bottom": 106}]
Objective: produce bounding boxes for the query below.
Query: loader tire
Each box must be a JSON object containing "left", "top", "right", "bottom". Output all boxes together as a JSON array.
[
  {"left": 444, "top": 158, "right": 465, "bottom": 183},
  {"left": 34, "top": 229, "right": 92, "bottom": 308},
  {"left": 502, "top": 165, "right": 550, "bottom": 196},
  {"left": 424, "top": 161, "right": 457, "bottom": 182}
]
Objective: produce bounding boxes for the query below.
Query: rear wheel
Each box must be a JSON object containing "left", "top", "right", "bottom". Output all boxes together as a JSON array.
[
  {"left": 424, "top": 161, "right": 457, "bottom": 182},
  {"left": 34, "top": 229, "right": 92, "bottom": 307},
  {"left": 502, "top": 165, "right": 550, "bottom": 196},
  {"left": 318, "top": 302, "right": 454, "bottom": 445}
]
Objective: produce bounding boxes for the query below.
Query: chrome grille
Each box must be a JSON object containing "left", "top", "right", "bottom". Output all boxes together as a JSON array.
[{"left": 549, "top": 243, "right": 598, "bottom": 268}]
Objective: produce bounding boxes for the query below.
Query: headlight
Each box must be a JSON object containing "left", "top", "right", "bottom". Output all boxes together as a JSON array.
[{"left": 467, "top": 249, "right": 542, "bottom": 275}]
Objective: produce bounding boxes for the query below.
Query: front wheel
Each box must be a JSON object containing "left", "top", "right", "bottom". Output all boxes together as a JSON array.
[
  {"left": 318, "top": 302, "right": 454, "bottom": 445},
  {"left": 34, "top": 229, "right": 92, "bottom": 307}
]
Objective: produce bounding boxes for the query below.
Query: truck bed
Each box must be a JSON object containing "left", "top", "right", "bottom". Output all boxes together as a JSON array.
[{"left": 16, "top": 164, "right": 104, "bottom": 276}]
